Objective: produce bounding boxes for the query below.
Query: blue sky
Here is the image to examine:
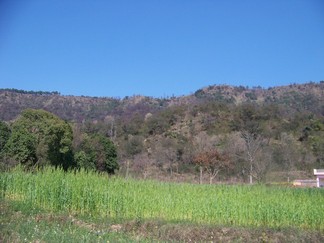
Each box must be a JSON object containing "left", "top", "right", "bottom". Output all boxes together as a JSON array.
[{"left": 0, "top": 0, "right": 323, "bottom": 98}]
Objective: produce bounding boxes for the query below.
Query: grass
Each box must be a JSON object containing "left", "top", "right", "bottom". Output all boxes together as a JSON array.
[
  {"left": 0, "top": 199, "right": 141, "bottom": 242},
  {"left": 1, "top": 199, "right": 324, "bottom": 243},
  {"left": 1, "top": 167, "right": 324, "bottom": 234}
]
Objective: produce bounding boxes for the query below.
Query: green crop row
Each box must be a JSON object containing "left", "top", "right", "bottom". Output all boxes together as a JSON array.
[{"left": 1, "top": 167, "right": 323, "bottom": 230}]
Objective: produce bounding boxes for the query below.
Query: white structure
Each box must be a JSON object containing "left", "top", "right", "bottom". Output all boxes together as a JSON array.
[{"left": 314, "top": 169, "right": 324, "bottom": 188}]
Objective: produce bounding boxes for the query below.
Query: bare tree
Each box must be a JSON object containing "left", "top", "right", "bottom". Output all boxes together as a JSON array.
[
  {"left": 121, "top": 135, "right": 144, "bottom": 178},
  {"left": 193, "top": 131, "right": 219, "bottom": 152},
  {"left": 154, "top": 137, "right": 180, "bottom": 178},
  {"left": 133, "top": 153, "right": 153, "bottom": 179},
  {"left": 279, "top": 133, "right": 299, "bottom": 182},
  {"left": 104, "top": 115, "right": 117, "bottom": 142},
  {"left": 154, "top": 137, "right": 184, "bottom": 177},
  {"left": 226, "top": 131, "right": 269, "bottom": 184},
  {"left": 253, "top": 145, "right": 272, "bottom": 183},
  {"left": 240, "top": 131, "right": 264, "bottom": 184}
]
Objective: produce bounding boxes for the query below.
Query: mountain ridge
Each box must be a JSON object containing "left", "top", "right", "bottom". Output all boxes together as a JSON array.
[{"left": 1, "top": 81, "right": 323, "bottom": 122}]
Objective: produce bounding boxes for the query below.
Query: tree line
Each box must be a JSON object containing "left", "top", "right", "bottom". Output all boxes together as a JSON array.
[
  {"left": 0, "top": 109, "right": 118, "bottom": 173},
  {"left": 0, "top": 88, "right": 60, "bottom": 95}
]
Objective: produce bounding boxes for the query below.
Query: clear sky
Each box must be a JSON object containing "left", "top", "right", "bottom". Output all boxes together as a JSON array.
[{"left": 0, "top": 0, "right": 323, "bottom": 98}]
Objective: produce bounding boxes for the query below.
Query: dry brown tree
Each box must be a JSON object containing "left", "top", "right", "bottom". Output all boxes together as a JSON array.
[{"left": 193, "top": 149, "right": 232, "bottom": 184}]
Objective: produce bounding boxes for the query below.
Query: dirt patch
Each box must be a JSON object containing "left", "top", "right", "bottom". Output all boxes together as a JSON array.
[{"left": 123, "top": 220, "right": 324, "bottom": 242}]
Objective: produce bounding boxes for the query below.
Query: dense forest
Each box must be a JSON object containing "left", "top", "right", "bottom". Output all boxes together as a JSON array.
[{"left": 0, "top": 82, "right": 323, "bottom": 184}]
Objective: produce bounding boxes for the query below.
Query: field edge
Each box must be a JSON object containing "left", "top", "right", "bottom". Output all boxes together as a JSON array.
[{"left": 1, "top": 198, "right": 324, "bottom": 243}]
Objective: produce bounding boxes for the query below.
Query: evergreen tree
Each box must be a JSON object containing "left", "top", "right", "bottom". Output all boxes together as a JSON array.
[{"left": 4, "top": 109, "right": 74, "bottom": 170}]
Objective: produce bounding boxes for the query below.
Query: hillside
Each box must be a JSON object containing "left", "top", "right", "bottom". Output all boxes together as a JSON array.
[
  {"left": 1, "top": 82, "right": 324, "bottom": 183},
  {"left": 1, "top": 82, "right": 323, "bottom": 122},
  {"left": 0, "top": 81, "right": 324, "bottom": 122}
]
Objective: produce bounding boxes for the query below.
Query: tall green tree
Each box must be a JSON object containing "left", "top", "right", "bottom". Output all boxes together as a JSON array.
[
  {"left": 95, "top": 134, "right": 119, "bottom": 174},
  {"left": 0, "top": 121, "right": 11, "bottom": 152},
  {"left": 4, "top": 109, "right": 74, "bottom": 170},
  {"left": 74, "top": 133, "right": 119, "bottom": 174}
]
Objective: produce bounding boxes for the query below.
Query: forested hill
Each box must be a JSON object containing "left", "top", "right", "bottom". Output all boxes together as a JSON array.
[
  {"left": 0, "top": 82, "right": 323, "bottom": 122},
  {"left": 1, "top": 82, "right": 324, "bottom": 183}
]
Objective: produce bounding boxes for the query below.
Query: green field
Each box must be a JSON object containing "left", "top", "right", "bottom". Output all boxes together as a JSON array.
[{"left": 1, "top": 167, "right": 324, "bottom": 232}]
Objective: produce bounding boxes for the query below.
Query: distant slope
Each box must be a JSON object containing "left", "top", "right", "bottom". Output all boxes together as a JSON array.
[
  {"left": 1, "top": 82, "right": 323, "bottom": 122},
  {"left": 0, "top": 89, "right": 164, "bottom": 122}
]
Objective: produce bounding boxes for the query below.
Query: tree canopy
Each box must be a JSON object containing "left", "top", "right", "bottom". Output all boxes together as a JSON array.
[
  {"left": 74, "top": 133, "right": 119, "bottom": 174},
  {"left": 0, "top": 121, "right": 10, "bottom": 153},
  {"left": 4, "top": 109, "right": 74, "bottom": 170},
  {"left": 1, "top": 109, "right": 119, "bottom": 174}
]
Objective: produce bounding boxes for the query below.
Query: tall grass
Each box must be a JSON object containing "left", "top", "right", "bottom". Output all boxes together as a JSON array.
[{"left": 1, "top": 167, "right": 323, "bottom": 230}]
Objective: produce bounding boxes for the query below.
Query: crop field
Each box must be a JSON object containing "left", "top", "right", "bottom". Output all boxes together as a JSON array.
[{"left": 1, "top": 167, "right": 324, "bottom": 231}]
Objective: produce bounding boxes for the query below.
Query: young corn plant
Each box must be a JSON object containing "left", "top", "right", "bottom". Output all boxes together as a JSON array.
[{"left": 1, "top": 167, "right": 324, "bottom": 230}]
